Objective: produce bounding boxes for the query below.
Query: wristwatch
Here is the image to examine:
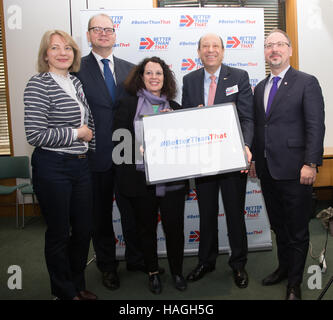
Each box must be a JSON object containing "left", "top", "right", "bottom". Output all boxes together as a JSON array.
[{"left": 305, "top": 162, "right": 317, "bottom": 168}]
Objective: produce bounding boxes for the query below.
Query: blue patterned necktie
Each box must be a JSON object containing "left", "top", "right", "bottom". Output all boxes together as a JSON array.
[
  {"left": 266, "top": 76, "right": 281, "bottom": 115},
  {"left": 101, "top": 58, "right": 116, "bottom": 102}
]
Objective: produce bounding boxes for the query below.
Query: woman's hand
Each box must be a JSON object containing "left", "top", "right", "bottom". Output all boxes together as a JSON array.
[
  {"left": 160, "top": 108, "right": 172, "bottom": 113},
  {"left": 77, "top": 124, "right": 93, "bottom": 142},
  {"left": 140, "top": 145, "right": 144, "bottom": 156}
]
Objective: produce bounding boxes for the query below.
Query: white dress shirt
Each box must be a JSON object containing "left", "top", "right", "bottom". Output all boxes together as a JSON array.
[{"left": 91, "top": 51, "right": 117, "bottom": 85}]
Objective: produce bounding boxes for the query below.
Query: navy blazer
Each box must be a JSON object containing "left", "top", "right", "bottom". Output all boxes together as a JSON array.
[
  {"left": 75, "top": 52, "right": 135, "bottom": 172},
  {"left": 182, "top": 63, "right": 254, "bottom": 148},
  {"left": 253, "top": 67, "right": 325, "bottom": 180}
]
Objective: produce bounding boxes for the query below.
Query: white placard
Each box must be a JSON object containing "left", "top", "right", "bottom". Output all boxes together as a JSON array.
[{"left": 142, "top": 103, "right": 248, "bottom": 184}]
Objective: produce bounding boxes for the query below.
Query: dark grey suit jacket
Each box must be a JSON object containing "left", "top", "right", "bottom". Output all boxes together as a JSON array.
[
  {"left": 75, "top": 52, "right": 134, "bottom": 172},
  {"left": 182, "top": 63, "right": 254, "bottom": 148},
  {"left": 253, "top": 67, "right": 325, "bottom": 180}
]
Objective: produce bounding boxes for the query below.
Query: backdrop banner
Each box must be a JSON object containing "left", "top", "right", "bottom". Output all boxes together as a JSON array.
[{"left": 79, "top": 8, "right": 272, "bottom": 256}]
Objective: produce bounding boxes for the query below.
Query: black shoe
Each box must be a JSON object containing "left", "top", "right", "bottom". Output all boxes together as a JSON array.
[
  {"left": 262, "top": 268, "right": 288, "bottom": 286},
  {"left": 102, "top": 271, "right": 120, "bottom": 290},
  {"left": 149, "top": 273, "right": 162, "bottom": 294},
  {"left": 127, "top": 264, "right": 165, "bottom": 275},
  {"left": 186, "top": 264, "right": 215, "bottom": 282},
  {"left": 173, "top": 274, "right": 187, "bottom": 291},
  {"left": 232, "top": 268, "right": 249, "bottom": 289},
  {"left": 286, "top": 285, "right": 301, "bottom": 300}
]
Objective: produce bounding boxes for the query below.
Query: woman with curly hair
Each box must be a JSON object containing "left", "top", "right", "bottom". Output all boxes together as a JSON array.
[{"left": 113, "top": 56, "right": 187, "bottom": 294}]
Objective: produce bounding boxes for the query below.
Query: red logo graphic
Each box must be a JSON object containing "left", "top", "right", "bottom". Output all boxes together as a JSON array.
[
  {"left": 189, "top": 230, "right": 200, "bottom": 242},
  {"left": 181, "top": 58, "right": 196, "bottom": 71},
  {"left": 187, "top": 189, "right": 198, "bottom": 201},
  {"left": 180, "top": 15, "right": 194, "bottom": 27},
  {"left": 226, "top": 36, "right": 241, "bottom": 48},
  {"left": 139, "top": 37, "right": 154, "bottom": 50}
]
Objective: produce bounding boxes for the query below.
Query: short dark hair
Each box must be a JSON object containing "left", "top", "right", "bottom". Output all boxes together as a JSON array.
[
  {"left": 124, "top": 56, "right": 177, "bottom": 100},
  {"left": 198, "top": 34, "right": 224, "bottom": 50}
]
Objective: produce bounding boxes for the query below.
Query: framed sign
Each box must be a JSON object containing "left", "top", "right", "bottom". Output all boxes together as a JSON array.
[{"left": 142, "top": 103, "right": 248, "bottom": 184}]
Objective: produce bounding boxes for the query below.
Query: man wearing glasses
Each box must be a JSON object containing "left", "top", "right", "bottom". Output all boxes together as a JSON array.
[
  {"left": 76, "top": 13, "right": 144, "bottom": 291},
  {"left": 249, "top": 29, "right": 325, "bottom": 300}
]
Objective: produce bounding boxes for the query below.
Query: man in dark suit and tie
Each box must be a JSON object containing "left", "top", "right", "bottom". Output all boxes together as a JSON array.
[
  {"left": 76, "top": 13, "right": 144, "bottom": 290},
  {"left": 182, "top": 33, "right": 254, "bottom": 288},
  {"left": 249, "top": 29, "right": 325, "bottom": 300}
]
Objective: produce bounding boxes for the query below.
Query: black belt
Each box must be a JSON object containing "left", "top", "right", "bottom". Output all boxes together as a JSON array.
[{"left": 55, "top": 152, "right": 87, "bottom": 159}]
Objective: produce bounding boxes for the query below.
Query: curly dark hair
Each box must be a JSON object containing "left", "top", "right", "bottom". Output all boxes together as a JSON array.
[{"left": 124, "top": 56, "right": 177, "bottom": 100}]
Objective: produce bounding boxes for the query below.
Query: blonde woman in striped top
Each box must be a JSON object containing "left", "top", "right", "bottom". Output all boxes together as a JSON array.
[{"left": 24, "top": 30, "right": 96, "bottom": 300}]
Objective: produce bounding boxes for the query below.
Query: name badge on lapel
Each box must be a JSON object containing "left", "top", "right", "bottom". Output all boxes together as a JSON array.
[{"left": 226, "top": 85, "right": 238, "bottom": 96}]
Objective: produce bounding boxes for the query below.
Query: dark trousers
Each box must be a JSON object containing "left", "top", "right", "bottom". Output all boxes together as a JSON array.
[
  {"left": 92, "top": 169, "right": 144, "bottom": 271},
  {"left": 32, "top": 148, "right": 93, "bottom": 300},
  {"left": 124, "top": 188, "right": 186, "bottom": 275},
  {"left": 195, "top": 172, "right": 248, "bottom": 270},
  {"left": 115, "top": 189, "right": 144, "bottom": 267},
  {"left": 91, "top": 169, "right": 117, "bottom": 272},
  {"left": 260, "top": 160, "right": 312, "bottom": 286}
]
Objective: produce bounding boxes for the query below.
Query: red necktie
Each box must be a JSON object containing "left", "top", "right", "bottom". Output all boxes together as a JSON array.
[{"left": 207, "top": 75, "right": 217, "bottom": 106}]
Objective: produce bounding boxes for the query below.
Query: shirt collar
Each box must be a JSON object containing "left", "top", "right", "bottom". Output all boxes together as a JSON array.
[
  {"left": 91, "top": 51, "right": 114, "bottom": 65},
  {"left": 204, "top": 66, "right": 221, "bottom": 82},
  {"left": 269, "top": 65, "right": 290, "bottom": 82}
]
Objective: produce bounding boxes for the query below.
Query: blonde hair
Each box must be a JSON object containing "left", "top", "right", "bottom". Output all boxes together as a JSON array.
[{"left": 37, "top": 30, "right": 81, "bottom": 73}]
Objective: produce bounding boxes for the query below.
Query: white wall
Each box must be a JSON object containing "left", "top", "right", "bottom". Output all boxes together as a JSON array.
[
  {"left": 4, "top": 0, "right": 72, "bottom": 156},
  {"left": 297, "top": 0, "right": 333, "bottom": 147},
  {"left": 3, "top": 0, "right": 153, "bottom": 157}
]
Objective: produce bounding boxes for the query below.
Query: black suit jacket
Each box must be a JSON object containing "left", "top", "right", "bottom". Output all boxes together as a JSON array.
[
  {"left": 182, "top": 64, "right": 254, "bottom": 147},
  {"left": 75, "top": 52, "right": 134, "bottom": 172},
  {"left": 253, "top": 67, "right": 325, "bottom": 180},
  {"left": 113, "top": 95, "right": 183, "bottom": 197}
]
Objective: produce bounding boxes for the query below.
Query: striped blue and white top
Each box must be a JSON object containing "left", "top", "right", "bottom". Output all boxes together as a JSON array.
[{"left": 24, "top": 72, "right": 95, "bottom": 154}]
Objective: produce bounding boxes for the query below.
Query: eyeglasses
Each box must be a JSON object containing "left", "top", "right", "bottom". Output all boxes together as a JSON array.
[
  {"left": 264, "top": 41, "right": 290, "bottom": 49},
  {"left": 88, "top": 27, "right": 115, "bottom": 35}
]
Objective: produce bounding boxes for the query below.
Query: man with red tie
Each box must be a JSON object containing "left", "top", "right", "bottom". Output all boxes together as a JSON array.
[
  {"left": 182, "top": 33, "right": 254, "bottom": 288},
  {"left": 249, "top": 29, "right": 325, "bottom": 300}
]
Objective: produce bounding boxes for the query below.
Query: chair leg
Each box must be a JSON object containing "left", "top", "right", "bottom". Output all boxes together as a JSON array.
[
  {"left": 22, "top": 196, "right": 25, "bottom": 229},
  {"left": 21, "top": 194, "right": 37, "bottom": 228},
  {"left": 32, "top": 194, "right": 35, "bottom": 216},
  {"left": 16, "top": 190, "right": 19, "bottom": 229}
]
